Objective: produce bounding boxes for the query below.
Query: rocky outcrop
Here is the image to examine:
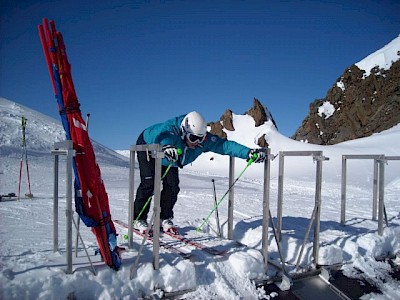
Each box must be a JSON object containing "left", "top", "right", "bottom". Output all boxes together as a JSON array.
[
  {"left": 292, "top": 60, "right": 400, "bottom": 145},
  {"left": 208, "top": 98, "right": 274, "bottom": 147},
  {"left": 246, "top": 98, "right": 268, "bottom": 126}
]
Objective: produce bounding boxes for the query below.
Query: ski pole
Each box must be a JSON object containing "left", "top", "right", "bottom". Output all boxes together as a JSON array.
[
  {"left": 211, "top": 179, "right": 222, "bottom": 237},
  {"left": 23, "top": 117, "right": 32, "bottom": 199},
  {"left": 25, "top": 150, "right": 33, "bottom": 199},
  {"left": 133, "top": 148, "right": 182, "bottom": 224},
  {"left": 17, "top": 117, "right": 27, "bottom": 200},
  {"left": 17, "top": 151, "right": 23, "bottom": 201},
  {"left": 196, "top": 153, "right": 258, "bottom": 232},
  {"left": 17, "top": 117, "right": 33, "bottom": 200}
]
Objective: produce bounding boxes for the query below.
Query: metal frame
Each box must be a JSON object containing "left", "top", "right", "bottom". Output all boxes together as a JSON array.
[
  {"left": 128, "top": 144, "right": 163, "bottom": 270},
  {"left": 51, "top": 140, "right": 75, "bottom": 274},
  {"left": 127, "top": 145, "right": 273, "bottom": 273},
  {"left": 276, "top": 151, "right": 328, "bottom": 268},
  {"left": 341, "top": 155, "right": 400, "bottom": 235}
]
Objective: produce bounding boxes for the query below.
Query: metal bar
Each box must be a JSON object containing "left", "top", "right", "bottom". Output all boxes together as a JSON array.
[
  {"left": 385, "top": 156, "right": 400, "bottom": 160},
  {"left": 342, "top": 154, "right": 384, "bottom": 160},
  {"left": 152, "top": 144, "right": 162, "bottom": 270},
  {"left": 65, "top": 147, "right": 74, "bottom": 274},
  {"left": 269, "top": 209, "right": 288, "bottom": 275},
  {"left": 72, "top": 215, "right": 97, "bottom": 275},
  {"left": 276, "top": 152, "right": 285, "bottom": 241},
  {"left": 128, "top": 148, "right": 136, "bottom": 249},
  {"left": 228, "top": 156, "right": 235, "bottom": 240},
  {"left": 262, "top": 148, "right": 271, "bottom": 273},
  {"left": 296, "top": 205, "right": 317, "bottom": 269},
  {"left": 372, "top": 160, "right": 378, "bottom": 221},
  {"left": 313, "top": 157, "right": 323, "bottom": 266},
  {"left": 131, "top": 212, "right": 155, "bottom": 278},
  {"left": 75, "top": 217, "right": 80, "bottom": 257},
  {"left": 131, "top": 144, "right": 162, "bottom": 152},
  {"left": 378, "top": 159, "right": 385, "bottom": 236},
  {"left": 278, "top": 151, "right": 322, "bottom": 157},
  {"left": 340, "top": 156, "right": 347, "bottom": 226},
  {"left": 53, "top": 153, "right": 59, "bottom": 252},
  {"left": 211, "top": 179, "right": 222, "bottom": 238}
]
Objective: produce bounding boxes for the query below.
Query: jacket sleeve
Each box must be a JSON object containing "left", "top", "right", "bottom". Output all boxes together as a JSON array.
[{"left": 203, "top": 134, "right": 250, "bottom": 159}]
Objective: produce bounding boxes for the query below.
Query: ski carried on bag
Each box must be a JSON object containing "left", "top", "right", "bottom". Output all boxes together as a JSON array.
[{"left": 114, "top": 220, "right": 193, "bottom": 260}]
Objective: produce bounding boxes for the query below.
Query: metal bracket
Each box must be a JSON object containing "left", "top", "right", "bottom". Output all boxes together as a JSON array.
[{"left": 313, "top": 155, "right": 329, "bottom": 162}]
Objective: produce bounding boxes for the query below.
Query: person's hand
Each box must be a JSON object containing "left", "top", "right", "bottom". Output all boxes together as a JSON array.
[
  {"left": 162, "top": 145, "right": 179, "bottom": 162},
  {"left": 248, "top": 149, "right": 266, "bottom": 163}
]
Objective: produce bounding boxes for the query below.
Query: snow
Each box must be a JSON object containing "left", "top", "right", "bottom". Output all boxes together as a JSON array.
[
  {"left": 1, "top": 96, "right": 400, "bottom": 299},
  {"left": 355, "top": 35, "right": 400, "bottom": 78},
  {"left": 317, "top": 101, "right": 335, "bottom": 119},
  {"left": 336, "top": 80, "right": 345, "bottom": 91}
]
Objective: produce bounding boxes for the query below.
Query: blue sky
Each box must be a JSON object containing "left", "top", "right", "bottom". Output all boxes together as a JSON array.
[{"left": 1, "top": 0, "right": 399, "bottom": 150}]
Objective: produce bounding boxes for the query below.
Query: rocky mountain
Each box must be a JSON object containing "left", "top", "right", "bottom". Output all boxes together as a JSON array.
[
  {"left": 208, "top": 98, "right": 276, "bottom": 147},
  {"left": 292, "top": 35, "right": 400, "bottom": 145}
]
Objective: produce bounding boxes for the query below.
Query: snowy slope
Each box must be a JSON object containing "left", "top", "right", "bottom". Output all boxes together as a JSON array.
[
  {"left": 1, "top": 98, "right": 400, "bottom": 299},
  {"left": 0, "top": 97, "right": 129, "bottom": 167},
  {"left": 355, "top": 35, "right": 400, "bottom": 77}
]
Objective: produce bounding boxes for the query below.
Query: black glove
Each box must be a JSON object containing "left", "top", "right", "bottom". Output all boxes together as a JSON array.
[
  {"left": 162, "top": 145, "right": 179, "bottom": 162},
  {"left": 248, "top": 149, "right": 266, "bottom": 163}
]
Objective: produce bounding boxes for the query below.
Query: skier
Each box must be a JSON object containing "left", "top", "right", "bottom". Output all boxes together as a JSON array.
[{"left": 133, "top": 111, "right": 266, "bottom": 234}]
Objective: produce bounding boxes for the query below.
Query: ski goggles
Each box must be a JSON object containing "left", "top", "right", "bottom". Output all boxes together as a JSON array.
[{"left": 186, "top": 133, "right": 206, "bottom": 144}]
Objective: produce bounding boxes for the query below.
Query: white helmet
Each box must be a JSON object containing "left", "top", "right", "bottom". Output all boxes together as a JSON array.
[{"left": 181, "top": 111, "right": 207, "bottom": 143}]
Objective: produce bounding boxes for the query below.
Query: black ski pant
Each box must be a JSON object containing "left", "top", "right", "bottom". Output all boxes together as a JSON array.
[{"left": 133, "top": 133, "right": 180, "bottom": 221}]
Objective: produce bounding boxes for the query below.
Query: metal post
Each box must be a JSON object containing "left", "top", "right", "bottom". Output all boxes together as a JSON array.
[
  {"left": 312, "top": 155, "right": 324, "bottom": 266},
  {"left": 378, "top": 159, "right": 385, "bottom": 236},
  {"left": 51, "top": 141, "right": 101, "bottom": 274},
  {"left": 228, "top": 156, "right": 235, "bottom": 240},
  {"left": 152, "top": 144, "right": 162, "bottom": 270},
  {"left": 262, "top": 148, "right": 271, "bottom": 274},
  {"left": 53, "top": 153, "right": 59, "bottom": 252},
  {"left": 276, "top": 152, "right": 285, "bottom": 241},
  {"left": 372, "top": 160, "right": 379, "bottom": 221},
  {"left": 128, "top": 147, "right": 136, "bottom": 249},
  {"left": 340, "top": 156, "right": 347, "bottom": 226},
  {"left": 52, "top": 141, "right": 75, "bottom": 274},
  {"left": 65, "top": 146, "right": 73, "bottom": 274}
]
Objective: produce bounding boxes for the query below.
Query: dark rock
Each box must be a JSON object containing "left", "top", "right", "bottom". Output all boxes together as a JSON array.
[
  {"left": 292, "top": 59, "right": 400, "bottom": 145},
  {"left": 246, "top": 98, "right": 268, "bottom": 126},
  {"left": 208, "top": 98, "right": 274, "bottom": 147}
]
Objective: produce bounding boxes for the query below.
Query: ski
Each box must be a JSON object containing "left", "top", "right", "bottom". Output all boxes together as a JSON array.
[
  {"left": 114, "top": 220, "right": 193, "bottom": 260},
  {"left": 163, "top": 231, "right": 227, "bottom": 256}
]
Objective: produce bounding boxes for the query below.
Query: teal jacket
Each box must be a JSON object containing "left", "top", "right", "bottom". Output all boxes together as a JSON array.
[{"left": 142, "top": 114, "right": 251, "bottom": 167}]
